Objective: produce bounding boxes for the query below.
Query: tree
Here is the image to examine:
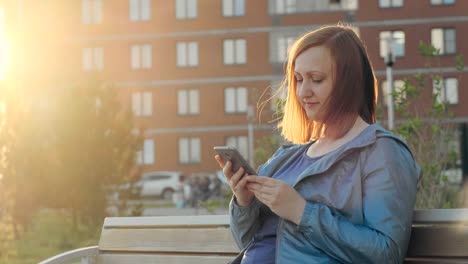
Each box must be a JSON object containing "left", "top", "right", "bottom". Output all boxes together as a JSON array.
[
  {"left": 392, "top": 42, "right": 464, "bottom": 209},
  {"left": 49, "top": 79, "right": 142, "bottom": 226}
]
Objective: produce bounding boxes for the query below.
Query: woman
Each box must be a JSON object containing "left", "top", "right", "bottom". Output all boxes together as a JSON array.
[{"left": 215, "top": 24, "right": 420, "bottom": 263}]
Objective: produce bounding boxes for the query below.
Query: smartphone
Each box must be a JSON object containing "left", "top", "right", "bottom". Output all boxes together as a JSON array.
[{"left": 213, "top": 146, "right": 256, "bottom": 176}]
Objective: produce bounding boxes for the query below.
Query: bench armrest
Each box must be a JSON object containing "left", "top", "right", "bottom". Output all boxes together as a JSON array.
[{"left": 38, "top": 246, "right": 99, "bottom": 264}]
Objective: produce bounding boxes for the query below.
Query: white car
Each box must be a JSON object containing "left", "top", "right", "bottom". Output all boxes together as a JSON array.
[{"left": 136, "top": 171, "right": 186, "bottom": 200}]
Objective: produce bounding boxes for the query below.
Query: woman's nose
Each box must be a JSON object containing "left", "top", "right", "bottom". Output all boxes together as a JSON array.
[{"left": 297, "top": 81, "right": 311, "bottom": 97}]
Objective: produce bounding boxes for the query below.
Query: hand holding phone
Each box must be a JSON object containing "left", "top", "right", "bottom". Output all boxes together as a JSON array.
[{"left": 213, "top": 146, "right": 256, "bottom": 175}]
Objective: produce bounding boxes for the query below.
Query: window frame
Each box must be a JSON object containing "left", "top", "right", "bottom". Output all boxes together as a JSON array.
[
  {"left": 433, "top": 77, "right": 458, "bottom": 105},
  {"left": 430, "top": 0, "right": 455, "bottom": 6},
  {"left": 222, "top": 0, "right": 245, "bottom": 17},
  {"left": 129, "top": 0, "right": 151, "bottom": 22},
  {"left": 378, "top": 0, "right": 404, "bottom": 8},
  {"left": 431, "top": 27, "right": 456, "bottom": 55},
  {"left": 82, "top": 0, "right": 102, "bottom": 24},
  {"left": 130, "top": 44, "right": 153, "bottom": 69},
  {"left": 82, "top": 47, "right": 104, "bottom": 71},
  {"left": 136, "top": 138, "right": 155, "bottom": 165},
  {"left": 132, "top": 91, "right": 153, "bottom": 117},
  {"left": 177, "top": 89, "right": 200, "bottom": 116},
  {"left": 223, "top": 38, "right": 247, "bottom": 65},
  {"left": 224, "top": 87, "right": 248, "bottom": 114},
  {"left": 178, "top": 137, "right": 201, "bottom": 164},
  {"left": 176, "top": 0, "right": 198, "bottom": 19},
  {"left": 176, "top": 41, "right": 199, "bottom": 67},
  {"left": 379, "top": 30, "right": 406, "bottom": 58}
]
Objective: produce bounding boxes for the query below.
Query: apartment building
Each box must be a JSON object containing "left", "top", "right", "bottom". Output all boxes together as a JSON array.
[{"left": 1, "top": 0, "right": 467, "bottom": 176}]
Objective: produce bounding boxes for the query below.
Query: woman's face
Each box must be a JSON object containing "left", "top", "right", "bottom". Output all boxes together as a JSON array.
[{"left": 294, "top": 45, "right": 334, "bottom": 121}]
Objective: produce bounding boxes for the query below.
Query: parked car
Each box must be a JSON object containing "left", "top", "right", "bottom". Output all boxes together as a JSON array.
[{"left": 136, "top": 171, "right": 186, "bottom": 200}]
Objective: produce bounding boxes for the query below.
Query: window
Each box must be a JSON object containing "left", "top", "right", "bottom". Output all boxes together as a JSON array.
[
  {"left": 136, "top": 139, "right": 155, "bottom": 165},
  {"left": 431, "top": 0, "right": 455, "bottom": 5},
  {"left": 82, "top": 0, "right": 102, "bottom": 24},
  {"left": 130, "top": 0, "right": 151, "bottom": 21},
  {"left": 433, "top": 77, "right": 458, "bottom": 104},
  {"left": 225, "top": 87, "right": 248, "bottom": 113},
  {"left": 132, "top": 92, "right": 153, "bottom": 116},
  {"left": 179, "top": 137, "right": 201, "bottom": 163},
  {"left": 431, "top": 28, "right": 456, "bottom": 55},
  {"left": 176, "top": 42, "right": 198, "bottom": 67},
  {"left": 275, "top": 0, "right": 297, "bottom": 14},
  {"left": 82, "top": 47, "right": 104, "bottom": 71},
  {"left": 224, "top": 39, "right": 246, "bottom": 65},
  {"left": 178, "top": 89, "right": 199, "bottom": 115},
  {"left": 176, "top": 0, "right": 197, "bottom": 19},
  {"left": 276, "top": 36, "right": 296, "bottom": 63},
  {"left": 223, "top": 0, "right": 245, "bottom": 17},
  {"left": 379, "top": 31, "right": 405, "bottom": 58},
  {"left": 378, "top": 0, "right": 403, "bottom": 8},
  {"left": 131, "top": 44, "right": 152, "bottom": 69},
  {"left": 381, "top": 79, "right": 406, "bottom": 106},
  {"left": 225, "top": 136, "right": 249, "bottom": 160}
]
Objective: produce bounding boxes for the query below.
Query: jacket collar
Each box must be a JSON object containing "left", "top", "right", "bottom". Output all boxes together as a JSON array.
[{"left": 259, "top": 123, "right": 410, "bottom": 185}]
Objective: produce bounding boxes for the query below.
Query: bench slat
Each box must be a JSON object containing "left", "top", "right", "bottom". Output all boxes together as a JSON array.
[
  {"left": 412, "top": 209, "right": 468, "bottom": 224},
  {"left": 407, "top": 225, "right": 468, "bottom": 257},
  {"left": 97, "top": 254, "right": 234, "bottom": 264},
  {"left": 103, "top": 215, "right": 230, "bottom": 228},
  {"left": 99, "top": 228, "right": 239, "bottom": 254}
]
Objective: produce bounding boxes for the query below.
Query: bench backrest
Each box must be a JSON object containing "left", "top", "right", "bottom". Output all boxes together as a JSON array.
[
  {"left": 405, "top": 208, "right": 468, "bottom": 263},
  {"left": 98, "top": 209, "right": 468, "bottom": 264},
  {"left": 98, "top": 214, "right": 236, "bottom": 264}
]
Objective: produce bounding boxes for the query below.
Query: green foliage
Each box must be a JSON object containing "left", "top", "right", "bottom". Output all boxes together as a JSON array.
[
  {"left": 0, "top": 209, "right": 100, "bottom": 264},
  {"left": 0, "top": 77, "right": 141, "bottom": 250},
  {"left": 49, "top": 79, "right": 142, "bottom": 225},
  {"left": 392, "top": 42, "right": 464, "bottom": 209},
  {"left": 254, "top": 132, "right": 283, "bottom": 167}
]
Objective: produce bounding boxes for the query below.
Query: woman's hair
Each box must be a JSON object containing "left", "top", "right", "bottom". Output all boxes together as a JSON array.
[{"left": 278, "top": 24, "right": 378, "bottom": 144}]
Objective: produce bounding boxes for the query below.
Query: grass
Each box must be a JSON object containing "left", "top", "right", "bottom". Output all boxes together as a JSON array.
[{"left": 1, "top": 209, "right": 100, "bottom": 264}]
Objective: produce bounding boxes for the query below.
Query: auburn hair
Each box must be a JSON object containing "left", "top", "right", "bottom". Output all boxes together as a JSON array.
[{"left": 278, "top": 24, "right": 378, "bottom": 144}]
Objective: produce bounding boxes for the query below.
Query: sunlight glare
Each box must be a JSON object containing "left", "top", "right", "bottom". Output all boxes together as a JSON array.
[{"left": 0, "top": 7, "right": 8, "bottom": 81}]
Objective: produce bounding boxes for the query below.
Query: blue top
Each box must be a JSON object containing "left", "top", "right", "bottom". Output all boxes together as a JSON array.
[
  {"left": 241, "top": 148, "right": 322, "bottom": 264},
  {"left": 230, "top": 124, "right": 421, "bottom": 263}
]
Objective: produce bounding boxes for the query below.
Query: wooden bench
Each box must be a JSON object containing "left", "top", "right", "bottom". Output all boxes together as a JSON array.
[{"left": 39, "top": 209, "right": 468, "bottom": 264}]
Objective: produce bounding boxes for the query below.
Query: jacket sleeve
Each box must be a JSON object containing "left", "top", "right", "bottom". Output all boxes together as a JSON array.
[
  {"left": 229, "top": 196, "right": 262, "bottom": 249},
  {"left": 230, "top": 144, "right": 298, "bottom": 249},
  {"left": 296, "top": 138, "right": 420, "bottom": 263}
]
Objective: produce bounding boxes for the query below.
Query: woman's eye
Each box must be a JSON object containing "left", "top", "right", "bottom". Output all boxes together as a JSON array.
[
  {"left": 312, "top": 79, "right": 323, "bottom": 83},
  {"left": 296, "top": 78, "right": 303, "bottom": 83}
]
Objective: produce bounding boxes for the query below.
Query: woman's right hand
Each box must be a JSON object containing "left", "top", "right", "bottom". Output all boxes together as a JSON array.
[{"left": 215, "top": 155, "right": 254, "bottom": 207}]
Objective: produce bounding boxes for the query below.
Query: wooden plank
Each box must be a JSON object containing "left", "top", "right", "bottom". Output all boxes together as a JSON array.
[
  {"left": 97, "top": 253, "right": 235, "bottom": 264},
  {"left": 99, "top": 228, "right": 239, "bottom": 253},
  {"left": 413, "top": 209, "right": 468, "bottom": 224},
  {"left": 103, "top": 215, "right": 230, "bottom": 228},
  {"left": 405, "top": 257, "right": 468, "bottom": 264},
  {"left": 407, "top": 225, "right": 468, "bottom": 257}
]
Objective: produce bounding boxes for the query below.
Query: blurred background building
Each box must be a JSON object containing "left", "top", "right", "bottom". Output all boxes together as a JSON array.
[{"left": 0, "top": 0, "right": 467, "bottom": 177}]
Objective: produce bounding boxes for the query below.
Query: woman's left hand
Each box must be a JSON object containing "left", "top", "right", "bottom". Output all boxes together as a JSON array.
[{"left": 245, "top": 176, "right": 306, "bottom": 225}]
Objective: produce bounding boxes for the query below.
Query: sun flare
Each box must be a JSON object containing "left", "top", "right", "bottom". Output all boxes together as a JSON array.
[{"left": 0, "top": 7, "right": 8, "bottom": 81}]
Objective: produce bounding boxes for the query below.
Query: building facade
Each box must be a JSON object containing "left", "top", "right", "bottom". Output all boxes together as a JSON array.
[{"left": 1, "top": 0, "right": 467, "bottom": 177}]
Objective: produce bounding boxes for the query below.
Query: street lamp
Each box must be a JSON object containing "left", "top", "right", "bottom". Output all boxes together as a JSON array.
[
  {"left": 384, "top": 37, "right": 396, "bottom": 130},
  {"left": 247, "top": 105, "right": 255, "bottom": 168}
]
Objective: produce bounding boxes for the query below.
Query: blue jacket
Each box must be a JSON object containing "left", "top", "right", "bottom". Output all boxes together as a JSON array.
[{"left": 229, "top": 124, "right": 421, "bottom": 263}]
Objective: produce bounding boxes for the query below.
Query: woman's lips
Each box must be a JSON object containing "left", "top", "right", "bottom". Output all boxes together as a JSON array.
[{"left": 304, "top": 102, "right": 319, "bottom": 108}]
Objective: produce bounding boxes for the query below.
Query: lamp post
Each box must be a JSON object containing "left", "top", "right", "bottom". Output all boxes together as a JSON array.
[
  {"left": 384, "top": 37, "right": 396, "bottom": 130},
  {"left": 247, "top": 105, "right": 255, "bottom": 168}
]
